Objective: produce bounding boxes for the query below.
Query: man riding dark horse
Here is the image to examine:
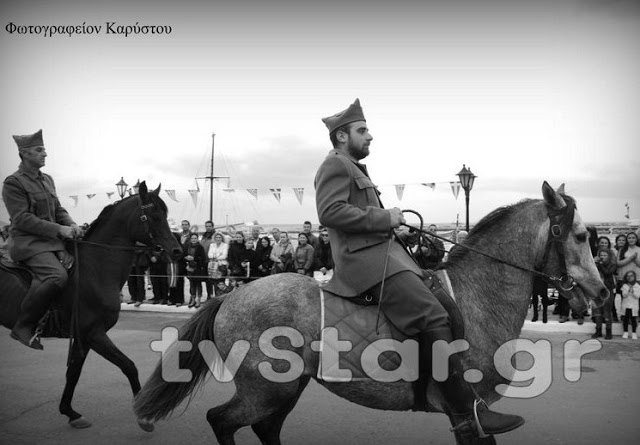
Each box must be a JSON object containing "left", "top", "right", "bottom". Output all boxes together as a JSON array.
[
  {"left": 2, "top": 129, "right": 82, "bottom": 350},
  {"left": 314, "top": 99, "right": 524, "bottom": 438}
]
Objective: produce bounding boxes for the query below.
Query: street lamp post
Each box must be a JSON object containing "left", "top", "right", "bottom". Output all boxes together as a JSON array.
[
  {"left": 116, "top": 177, "right": 128, "bottom": 200},
  {"left": 457, "top": 164, "right": 476, "bottom": 232}
]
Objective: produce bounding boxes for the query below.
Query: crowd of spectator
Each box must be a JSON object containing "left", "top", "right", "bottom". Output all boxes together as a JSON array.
[
  {"left": 122, "top": 220, "right": 335, "bottom": 308},
  {"left": 529, "top": 227, "right": 640, "bottom": 340}
]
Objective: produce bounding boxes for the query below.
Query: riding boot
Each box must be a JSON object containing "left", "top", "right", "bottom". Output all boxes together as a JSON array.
[
  {"left": 542, "top": 309, "right": 548, "bottom": 324},
  {"left": 419, "top": 328, "right": 525, "bottom": 437},
  {"left": 11, "top": 279, "right": 62, "bottom": 350},
  {"left": 195, "top": 295, "right": 201, "bottom": 308}
]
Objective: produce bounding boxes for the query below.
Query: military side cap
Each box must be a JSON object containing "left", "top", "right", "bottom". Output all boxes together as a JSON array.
[
  {"left": 13, "top": 129, "right": 44, "bottom": 150},
  {"left": 322, "top": 99, "right": 366, "bottom": 133}
]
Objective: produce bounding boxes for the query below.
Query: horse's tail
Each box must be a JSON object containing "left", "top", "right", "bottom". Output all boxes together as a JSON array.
[{"left": 133, "top": 295, "right": 227, "bottom": 422}]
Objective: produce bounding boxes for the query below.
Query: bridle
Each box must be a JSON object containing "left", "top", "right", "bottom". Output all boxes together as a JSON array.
[
  {"left": 401, "top": 200, "right": 579, "bottom": 294},
  {"left": 74, "top": 195, "right": 163, "bottom": 254},
  {"left": 537, "top": 198, "right": 578, "bottom": 292}
]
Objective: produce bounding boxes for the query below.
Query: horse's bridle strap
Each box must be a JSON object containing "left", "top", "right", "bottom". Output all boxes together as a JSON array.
[{"left": 401, "top": 200, "right": 577, "bottom": 289}]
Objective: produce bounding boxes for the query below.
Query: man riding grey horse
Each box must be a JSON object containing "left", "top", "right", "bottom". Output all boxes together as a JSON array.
[
  {"left": 3, "top": 129, "right": 82, "bottom": 350},
  {"left": 314, "top": 99, "right": 524, "bottom": 438}
]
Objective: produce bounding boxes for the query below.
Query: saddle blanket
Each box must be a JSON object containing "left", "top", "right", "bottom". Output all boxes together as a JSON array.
[{"left": 316, "top": 270, "right": 456, "bottom": 383}]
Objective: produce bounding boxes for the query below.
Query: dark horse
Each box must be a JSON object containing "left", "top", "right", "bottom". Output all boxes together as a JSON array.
[
  {"left": 134, "top": 182, "right": 607, "bottom": 444},
  {"left": 0, "top": 182, "right": 182, "bottom": 430}
]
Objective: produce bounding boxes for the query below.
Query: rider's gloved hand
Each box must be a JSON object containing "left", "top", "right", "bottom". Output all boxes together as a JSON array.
[
  {"left": 71, "top": 224, "right": 85, "bottom": 239},
  {"left": 389, "top": 207, "right": 405, "bottom": 228},
  {"left": 57, "top": 225, "right": 75, "bottom": 239}
]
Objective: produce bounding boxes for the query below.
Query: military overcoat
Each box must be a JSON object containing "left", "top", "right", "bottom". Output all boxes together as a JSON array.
[
  {"left": 2, "top": 163, "right": 75, "bottom": 261},
  {"left": 314, "top": 149, "right": 421, "bottom": 297}
]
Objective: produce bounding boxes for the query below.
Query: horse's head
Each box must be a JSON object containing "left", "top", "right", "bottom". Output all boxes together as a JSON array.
[
  {"left": 539, "top": 181, "right": 608, "bottom": 312},
  {"left": 131, "top": 182, "right": 183, "bottom": 261}
]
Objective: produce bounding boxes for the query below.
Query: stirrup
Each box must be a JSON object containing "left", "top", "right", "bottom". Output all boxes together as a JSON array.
[{"left": 449, "top": 399, "right": 490, "bottom": 439}]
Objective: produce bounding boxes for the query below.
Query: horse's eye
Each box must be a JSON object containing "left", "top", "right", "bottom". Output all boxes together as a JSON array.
[{"left": 576, "top": 233, "right": 587, "bottom": 243}]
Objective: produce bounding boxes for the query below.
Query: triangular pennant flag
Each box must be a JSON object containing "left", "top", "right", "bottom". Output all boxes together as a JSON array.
[
  {"left": 107, "top": 192, "right": 114, "bottom": 199},
  {"left": 450, "top": 181, "right": 461, "bottom": 200},
  {"left": 246, "top": 188, "right": 258, "bottom": 200},
  {"left": 421, "top": 182, "right": 436, "bottom": 190},
  {"left": 293, "top": 187, "right": 304, "bottom": 205},
  {"left": 69, "top": 196, "right": 78, "bottom": 207},
  {"left": 270, "top": 188, "right": 282, "bottom": 203},
  {"left": 86, "top": 193, "right": 96, "bottom": 200},
  {"left": 195, "top": 180, "right": 200, "bottom": 192},
  {"left": 188, "top": 189, "right": 199, "bottom": 207},
  {"left": 395, "top": 184, "right": 405, "bottom": 201},
  {"left": 165, "top": 190, "right": 179, "bottom": 202}
]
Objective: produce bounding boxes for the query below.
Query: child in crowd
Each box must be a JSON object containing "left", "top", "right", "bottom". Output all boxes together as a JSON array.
[
  {"left": 620, "top": 271, "right": 639, "bottom": 339},
  {"left": 592, "top": 248, "right": 616, "bottom": 339}
]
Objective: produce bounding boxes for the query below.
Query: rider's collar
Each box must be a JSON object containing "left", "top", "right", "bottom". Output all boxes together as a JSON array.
[
  {"left": 18, "top": 162, "right": 44, "bottom": 180},
  {"left": 331, "top": 149, "right": 367, "bottom": 169}
]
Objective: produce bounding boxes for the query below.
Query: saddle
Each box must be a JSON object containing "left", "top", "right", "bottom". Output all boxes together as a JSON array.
[
  {"left": 0, "top": 258, "right": 72, "bottom": 338},
  {"left": 318, "top": 269, "right": 464, "bottom": 412}
]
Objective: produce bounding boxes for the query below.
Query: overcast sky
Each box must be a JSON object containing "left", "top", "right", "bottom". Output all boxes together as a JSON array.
[{"left": 1, "top": 0, "right": 639, "bottom": 228}]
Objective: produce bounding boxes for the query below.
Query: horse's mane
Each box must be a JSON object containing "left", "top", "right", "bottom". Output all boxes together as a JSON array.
[
  {"left": 83, "top": 192, "right": 167, "bottom": 239},
  {"left": 444, "top": 198, "right": 537, "bottom": 267},
  {"left": 445, "top": 193, "right": 576, "bottom": 267}
]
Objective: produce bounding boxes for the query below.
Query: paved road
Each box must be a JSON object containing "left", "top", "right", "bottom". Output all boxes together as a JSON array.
[{"left": 1, "top": 312, "right": 639, "bottom": 445}]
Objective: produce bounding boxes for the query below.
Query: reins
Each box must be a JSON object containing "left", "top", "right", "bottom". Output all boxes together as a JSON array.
[{"left": 400, "top": 204, "right": 578, "bottom": 293}]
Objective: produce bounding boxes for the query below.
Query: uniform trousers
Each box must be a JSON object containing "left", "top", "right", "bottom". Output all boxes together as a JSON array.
[
  {"left": 23, "top": 251, "right": 68, "bottom": 288},
  {"left": 368, "top": 270, "right": 449, "bottom": 336}
]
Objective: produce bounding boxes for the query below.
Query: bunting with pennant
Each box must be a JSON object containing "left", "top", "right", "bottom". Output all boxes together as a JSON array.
[
  {"left": 246, "top": 188, "right": 258, "bottom": 200},
  {"left": 49, "top": 177, "right": 474, "bottom": 209},
  {"left": 270, "top": 188, "right": 282, "bottom": 203},
  {"left": 293, "top": 187, "right": 305, "bottom": 205},
  {"left": 421, "top": 182, "right": 436, "bottom": 191},
  {"left": 450, "top": 181, "right": 461, "bottom": 200},
  {"left": 188, "top": 189, "right": 199, "bottom": 207},
  {"left": 165, "top": 190, "right": 179, "bottom": 202}
]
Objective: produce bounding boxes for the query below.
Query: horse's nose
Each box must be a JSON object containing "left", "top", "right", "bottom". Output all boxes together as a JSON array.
[{"left": 599, "top": 287, "right": 610, "bottom": 301}]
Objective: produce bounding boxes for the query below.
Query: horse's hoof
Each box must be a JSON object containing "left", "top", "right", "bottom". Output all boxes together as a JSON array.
[
  {"left": 137, "top": 418, "right": 155, "bottom": 432},
  {"left": 69, "top": 416, "right": 92, "bottom": 429}
]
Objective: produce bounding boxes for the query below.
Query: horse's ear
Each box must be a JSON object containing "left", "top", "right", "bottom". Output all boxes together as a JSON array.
[
  {"left": 557, "top": 183, "right": 565, "bottom": 195},
  {"left": 542, "top": 181, "right": 566, "bottom": 210},
  {"left": 139, "top": 181, "right": 148, "bottom": 198},
  {"left": 153, "top": 183, "right": 161, "bottom": 195}
]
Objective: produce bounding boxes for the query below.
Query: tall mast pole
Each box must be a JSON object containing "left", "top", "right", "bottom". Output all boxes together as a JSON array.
[
  {"left": 196, "top": 132, "right": 228, "bottom": 225},
  {"left": 210, "top": 133, "right": 215, "bottom": 222}
]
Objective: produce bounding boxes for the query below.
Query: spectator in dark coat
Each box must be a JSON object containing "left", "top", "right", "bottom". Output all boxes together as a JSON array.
[
  {"left": 127, "top": 243, "right": 149, "bottom": 307},
  {"left": 256, "top": 236, "right": 274, "bottom": 277},
  {"left": 184, "top": 232, "right": 207, "bottom": 308},
  {"left": 313, "top": 229, "right": 334, "bottom": 278}
]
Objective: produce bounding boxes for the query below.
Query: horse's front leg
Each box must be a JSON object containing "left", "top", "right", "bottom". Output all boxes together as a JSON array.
[
  {"left": 87, "top": 329, "right": 153, "bottom": 432},
  {"left": 59, "top": 338, "right": 92, "bottom": 428}
]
